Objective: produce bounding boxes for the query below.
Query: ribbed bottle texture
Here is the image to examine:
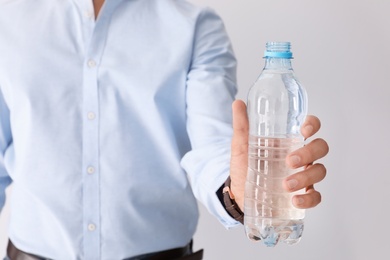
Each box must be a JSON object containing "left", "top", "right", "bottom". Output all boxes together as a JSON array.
[{"left": 244, "top": 42, "right": 308, "bottom": 247}]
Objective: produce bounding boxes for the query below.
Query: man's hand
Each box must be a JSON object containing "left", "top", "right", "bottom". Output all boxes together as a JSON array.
[{"left": 229, "top": 100, "right": 329, "bottom": 211}]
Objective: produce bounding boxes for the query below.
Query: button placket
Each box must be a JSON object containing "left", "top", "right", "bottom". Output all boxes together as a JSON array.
[
  {"left": 82, "top": 48, "right": 101, "bottom": 260},
  {"left": 80, "top": 2, "right": 124, "bottom": 258}
]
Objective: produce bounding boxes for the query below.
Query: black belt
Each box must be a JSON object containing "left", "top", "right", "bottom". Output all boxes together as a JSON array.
[{"left": 7, "top": 240, "right": 203, "bottom": 260}]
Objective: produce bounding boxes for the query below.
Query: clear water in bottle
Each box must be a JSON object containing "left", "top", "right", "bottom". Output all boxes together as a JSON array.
[{"left": 244, "top": 42, "right": 308, "bottom": 247}]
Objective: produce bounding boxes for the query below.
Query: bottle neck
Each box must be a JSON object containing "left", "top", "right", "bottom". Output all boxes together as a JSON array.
[{"left": 264, "top": 58, "right": 293, "bottom": 71}]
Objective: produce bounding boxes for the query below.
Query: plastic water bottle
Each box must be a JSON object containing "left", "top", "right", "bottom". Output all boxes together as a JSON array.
[{"left": 244, "top": 42, "right": 308, "bottom": 247}]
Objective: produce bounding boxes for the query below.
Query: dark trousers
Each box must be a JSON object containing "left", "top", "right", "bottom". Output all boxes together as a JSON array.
[{"left": 6, "top": 240, "right": 203, "bottom": 260}]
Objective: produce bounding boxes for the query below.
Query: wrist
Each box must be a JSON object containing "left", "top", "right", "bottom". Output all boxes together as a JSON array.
[
  {"left": 230, "top": 180, "right": 244, "bottom": 211},
  {"left": 222, "top": 176, "right": 244, "bottom": 224}
]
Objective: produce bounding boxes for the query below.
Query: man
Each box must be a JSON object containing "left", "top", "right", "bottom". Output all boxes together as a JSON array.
[{"left": 0, "top": 0, "right": 328, "bottom": 259}]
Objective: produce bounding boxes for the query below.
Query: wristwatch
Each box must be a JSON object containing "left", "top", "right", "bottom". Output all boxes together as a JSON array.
[{"left": 222, "top": 176, "right": 244, "bottom": 224}]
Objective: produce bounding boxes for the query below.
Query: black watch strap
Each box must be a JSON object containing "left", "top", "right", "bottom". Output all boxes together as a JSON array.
[{"left": 222, "top": 176, "right": 244, "bottom": 224}]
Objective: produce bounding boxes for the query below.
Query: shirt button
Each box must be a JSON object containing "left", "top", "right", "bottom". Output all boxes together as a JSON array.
[
  {"left": 87, "top": 59, "right": 96, "bottom": 68},
  {"left": 87, "top": 166, "right": 95, "bottom": 174},
  {"left": 87, "top": 112, "right": 96, "bottom": 120},
  {"left": 85, "top": 11, "right": 94, "bottom": 19},
  {"left": 88, "top": 224, "right": 96, "bottom": 231}
]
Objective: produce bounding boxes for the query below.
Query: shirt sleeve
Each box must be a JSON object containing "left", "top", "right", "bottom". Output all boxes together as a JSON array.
[
  {"left": 180, "top": 7, "right": 240, "bottom": 229},
  {"left": 0, "top": 87, "right": 12, "bottom": 213}
]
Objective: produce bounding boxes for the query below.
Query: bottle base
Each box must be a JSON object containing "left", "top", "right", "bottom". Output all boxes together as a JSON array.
[{"left": 244, "top": 218, "right": 304, "bottom": 247}]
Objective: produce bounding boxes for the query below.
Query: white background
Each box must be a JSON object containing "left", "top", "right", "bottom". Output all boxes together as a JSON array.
[
  {"left": 1, "top": 0, "right": 390, "bottom": 259},
  {"left": 190, "top": 0, "right": 390, "bottom": 259}
]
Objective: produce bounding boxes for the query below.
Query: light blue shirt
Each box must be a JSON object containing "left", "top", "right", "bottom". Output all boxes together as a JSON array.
[{"left": 0, "top": 0, "right": 238, "bottom": 259}]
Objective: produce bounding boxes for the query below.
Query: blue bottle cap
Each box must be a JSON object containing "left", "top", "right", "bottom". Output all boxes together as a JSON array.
[{"left": 263, "top": 42, "right": 293, "bottom": 59}]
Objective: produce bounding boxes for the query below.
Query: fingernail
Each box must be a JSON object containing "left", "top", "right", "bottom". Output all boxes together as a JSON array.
[
  {"left": 304, "top": 125, "right": 313, "bottom": 134},
  {"left": 287, "top": 179, "right": 298, "bottom": 190},
  {"left": 290, "top": 155, "right": 301, "bottom": 166},
  {"left": 294, "top": 197, "right": 305, "bottom": 205}
]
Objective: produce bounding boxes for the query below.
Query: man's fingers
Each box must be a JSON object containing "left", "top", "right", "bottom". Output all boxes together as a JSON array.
[
  {"left": 292, "top": 186, "right": 322, "bottom": 209},
  {"left": 284, "top": 163, "right": 327, "bottom": 192},
  {"left": 286, "top": 138, "right": 329, "bottom": 168},
  {"left": 301, "top": 115, "right": 321, "bottom": 139}
]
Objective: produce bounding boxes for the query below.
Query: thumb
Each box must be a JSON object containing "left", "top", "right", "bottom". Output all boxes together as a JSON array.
[
  {"left": 230, "top": 100, "right": 249, "bottom": 209},
  {"left": 231, "top": 100, "right": 249, "bottom": 158}
]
